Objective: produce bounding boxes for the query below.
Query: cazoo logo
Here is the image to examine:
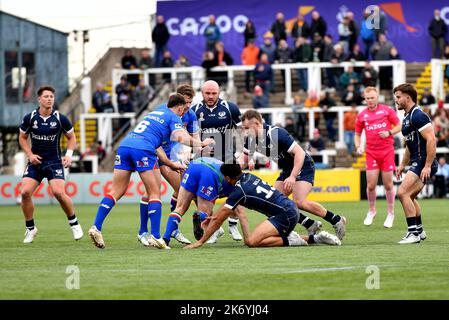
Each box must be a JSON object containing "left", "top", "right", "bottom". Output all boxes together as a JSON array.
[{"left": 166, "top": 14, "right": 248, "bottom": 36}]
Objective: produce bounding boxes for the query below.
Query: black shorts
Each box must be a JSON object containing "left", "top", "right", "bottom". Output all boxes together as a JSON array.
[
  {"left": 23, "top": 160, "right": 65, "bottom": 182},
  {"left": 268, "top": 206, "right": 300, "bottom": 237},
  {"left": 277, "top": 156, "right": 315, "bottom": 185},
  {"left": 409, "top": 158, "right": 438, "bottom": 179}
]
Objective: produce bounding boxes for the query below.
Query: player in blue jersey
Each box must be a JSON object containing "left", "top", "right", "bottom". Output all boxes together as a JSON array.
[
  {"left": 88, "top": 94, "right": 214, "bottom": 249},
  {"left": 185, "top": 164, "right": 341, "bottom": 249},
  {"left": 162, "top": 157, "right": 238, "bottom": 246},
  {"left": 18, "top": 86, "right": 83, "bottom": 244},
  {"left": 394, "top": 84, "right": 438, "bottom": 244},
  {"left": 191, "top": 80, "right": 244, "bottom": 241},
  {"left": 238, "top": 110, "right": 347, "bottom": 240},
  {"left": 155, "top": 84, "right": 199, "bottom": 245}
]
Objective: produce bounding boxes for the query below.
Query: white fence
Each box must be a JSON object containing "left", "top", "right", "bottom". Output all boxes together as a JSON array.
[
  {"left": 112, "top": 60, "right": 406, "bottom": 106},
  {"left": 431, "top": 59, "right": 449, "bottom": 100}
]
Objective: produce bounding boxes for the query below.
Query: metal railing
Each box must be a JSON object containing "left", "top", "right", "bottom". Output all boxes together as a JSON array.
[{"left": 112, "top": 60, "right": 406, "bottom": 106}]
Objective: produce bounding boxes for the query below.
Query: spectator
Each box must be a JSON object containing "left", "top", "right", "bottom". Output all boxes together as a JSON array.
[
  {"left": 308, "top": 128, "right": 325, "bottom": 152},
  {"left": 311, "top": 33, "right": 324, "bottom": 62},
  {"left": 360, "top": 10, "right": 377, "bottom": 59},
  {"left": 174, "top": 54, "right": 191, "bottom": 83},
  {"left": 260, "top": 35, "right": 277, "bottom": 63},
  {"left": 101, "top": 93, "right": 114, "bottom": 113},
  {"left": 252, "top": 85, "right": 270, "bottom": 124},
  {"left": 204, "top": 15, "right": 221, "bottom": 51},
  {"left": 337, "top": 16, "right": 352, "bottom": 54},
  {"left": 243, "top": 20, "right": 256, "bottom": 47},
  {"left": 346, "top": 12, "right": 359, "bottom": 52},
  {"left": 254, "top": 53, "right": 273, "bottom": 99},
  {"left": 152, "top": 15, "right": 170, "bottom": 67},
  {"left": 138, "top": 48, "right": 155, "bottom": 87},
  {"left": 117, "top": 93, "right": 134, "bottom": 130},
  {"left": 121, "top": 49, "right": 139, "bottom": 87},
  {"left": 339, "top": 66, "right": 360, "bottom": 90},
  {"left": 304, "top": 90, "right": 320, "bottom": 128},
  {"left": 121, "top": 49, "right": 137, "bottom": 70},
  {"left": 291, "top": 13, "right": 310, "bottom": 42},
  {"left": 389, "top": 46, "right": 401, "bottom": 60},
  {"left": 252, "top": 85, "right": 269, "bottom": 109},
  {"left": 372, "top": 34, "right": 394, "bottom": 89},
  {"left": 330, "top": 44, "right": 346, "bottom": 88},
  {"left": 161, "top": 50, "right": 174, "bottom": 83},
  {"left": 241, "top": 39, "right": 260, "bottom": 95},
  {"left": 307, "top": 128, "right": 329, "bottom": 169},
  {"left": 291, "top": 94, "right": 307, "bottom": 140},
  {"left": 292, "top": 37, "right": 312, "bottom": 92},
  {"left": 341, "top": 84, "right": 363, "bottom": 105},
  {"left": 96, "top": 140, "right": 107, "bottom": 163},
  {"left": 134, "top": 78, "right": 155, "bottom": 110},
  {"left": 92, "top": 82, "right": 110, "bottom": 113},
  {"left": 419, "top": 88, "right": 436, "bottom": 106},
  {"left": 433, "top": 108, "right": 449, "bottom": 147},
  {"left": 115, "top": 75, "right": 133, "bottom": 106},
  {"left": 213, "top": 42, "right": 234, "bottom": 87},
  {"left": 344, "top": 103, "right": 358, "bottom": 156},
  {"left": 284, "top": 116, "right": 299, "bottom": 140},
  {"left": 347, "top": 44, "right": 366, "bottom": 63},
  {"left": 434, "top": 156, "right": 449, "bottom": 198},
  {"left": 270, "top": 12, "right": 287, "bottom": 46},
  {"left": 428, "top": 9, "right": 447, "bottom": 58},
  {"left": 320, "top": 90, "right": 337, "bottom": 142},
  {"left": 371, "top": 33, "right": 394, "bottom": 60},
  {"left": 275, "top": 39, "right": 293, "bottom": 89},
  {"left": 361, "top": 61, "right": 378, "bottom": 87},
  {"left": 201, "top": 51, "right": 217, "bottom": 81},
  {"left": 309, "top": 11, "right": 327, "bottom": 38}
]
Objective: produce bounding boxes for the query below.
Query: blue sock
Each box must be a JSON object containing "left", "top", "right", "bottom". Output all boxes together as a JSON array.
[
  {"left": 93, "top": 194, "right": 116, "bottom": 231},
  {"left": 163, "top": 212, "right": 182, "bottom": 243},
  {"left": 139, "top": 197, "right": 149, "bottom": 235},
  {"left": 148, "top": 199, "right": 162, "bottom": 239},
  {"left": 170, "top": 196, "right": 177, "bottom": 212},
  {"left": 199, "top": 212, "right": 208, "bottom": 222}
]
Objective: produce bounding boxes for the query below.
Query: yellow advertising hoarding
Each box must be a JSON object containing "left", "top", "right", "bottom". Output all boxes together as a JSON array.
[{"left": 252, "top": 168, "right": 361, "bottom": 202}]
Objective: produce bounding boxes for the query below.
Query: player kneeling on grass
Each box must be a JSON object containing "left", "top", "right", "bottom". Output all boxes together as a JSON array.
[{"left": 185, "top": 164, "right": 341, "bottom": 249}]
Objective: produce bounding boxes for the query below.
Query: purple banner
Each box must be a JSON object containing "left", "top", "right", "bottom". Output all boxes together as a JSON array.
[{"left": 157, "top": 0, "right": 449, "bottom": 65}]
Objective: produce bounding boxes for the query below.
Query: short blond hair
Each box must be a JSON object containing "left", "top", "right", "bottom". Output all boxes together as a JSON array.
[{"left": 364, "top": 86, "right": 378, "bottom": 94}]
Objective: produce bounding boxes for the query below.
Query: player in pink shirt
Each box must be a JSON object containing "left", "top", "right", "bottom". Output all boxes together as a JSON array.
[{"left": 354, "top": 87, "right": 401, "bottom": 228}]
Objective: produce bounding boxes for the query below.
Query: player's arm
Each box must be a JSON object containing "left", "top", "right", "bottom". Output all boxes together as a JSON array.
[
  {"left": 172, "top": 129, "right": 214, "bottom": 148},
  {"left": 419, "top": 125, "right": 437, "bottom": 182},
  {"left": 62, "top": 130, "right": 76, "bottom": 168},
  {"left": 156, "top": 147, "right": 186, "bottom": 172},
  {"left": 184, "top": 204, "right": 233, "bottom": 249},
  {"left": 284, "top": 143, "right": 306, "bottom": 193},
  {"left": 396, "top": 146, "right": 410, "bottom": 180},
  {"left": 233, "top": 206, "right": 250, "bottom": 244},
  {"left": 354, "top": 133, "right": 363, "bottom": 154},
  {"left": 18, "top": 131, "right": 41, "bottom": 165},
  {"left": 379, "top": 123, "right": 401, "bottom": 138}
]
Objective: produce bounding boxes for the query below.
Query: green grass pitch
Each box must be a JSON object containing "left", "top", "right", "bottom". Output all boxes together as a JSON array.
[{"left": 1, "top": 200, "right": 448, "bottom": 299}]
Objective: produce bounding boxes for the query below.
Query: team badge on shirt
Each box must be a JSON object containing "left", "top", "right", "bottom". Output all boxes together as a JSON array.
[
  {"left": 32, "top": 121, "right": 38, "bottom": 129},
  {"left": 199, "top": 112, "right": 205, "bottom": 121},
  {"left": 115, "top": 155, "right": 121, "bottom": 165}
]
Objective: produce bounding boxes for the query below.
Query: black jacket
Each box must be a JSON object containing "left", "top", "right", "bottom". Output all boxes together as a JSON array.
[
  {"left": 428, "top": 18, "right": 447, "bottom": 38},
  {"left": 152, "top": 23, "right": 170, "bottom": 46},
  {"left": 310, "top": 17, "right": 327, "bottom": 38}
]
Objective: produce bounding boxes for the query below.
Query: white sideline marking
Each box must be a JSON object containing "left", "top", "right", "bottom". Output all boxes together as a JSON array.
[{"left": 282, "top": 266, "right": 359, "bottom": 274}]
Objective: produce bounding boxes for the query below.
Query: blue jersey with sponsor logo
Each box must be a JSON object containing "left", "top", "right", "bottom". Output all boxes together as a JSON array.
[
  {"left": 401, "top": 105, "right": 434, "bottom": 162},
  {"left": 120, "top": 105, "right": 184, "bottom": 151},
  {"left": 191, "top": 98, "right": 241, "bottom": 161},
  {"left": 224, "top": 173, "right": 296, "bottom": 215},
  {"left": 161, "top": 107, "right": 198, "bottom": 157},
  {"left": 245, "top": 123, "right": 313, "bottom": 172},
  {"left": 19, "top": 108, "right": 73, "bottom": 161}
]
